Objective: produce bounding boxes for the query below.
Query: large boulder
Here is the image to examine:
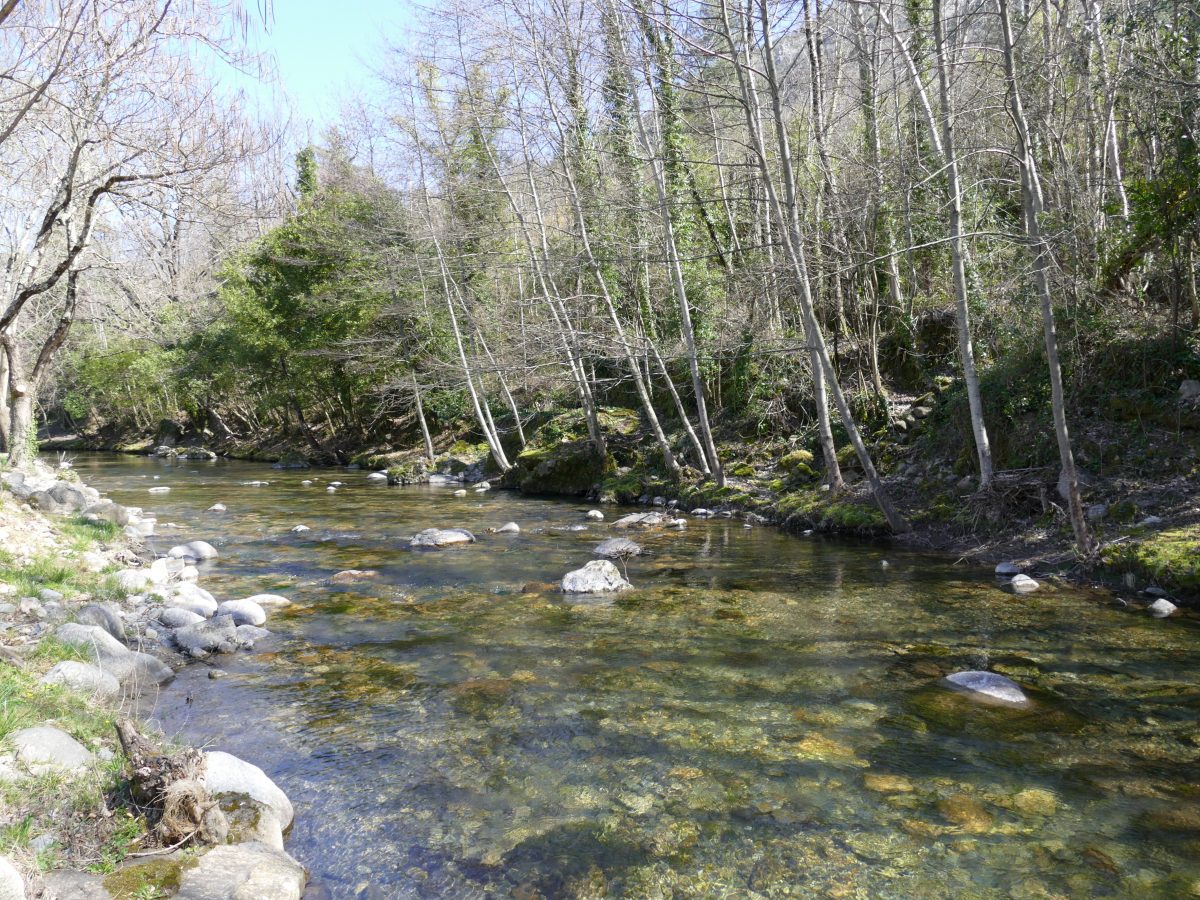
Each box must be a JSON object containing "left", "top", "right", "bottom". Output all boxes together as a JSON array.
[
  {"left": 216, "top": 599, "right": 266, "bottom": 627},
  {"left": 175, "top": 842, "right": 305, "bottom": 900},
  {"left": 942, "top": 670, "right": 1030, "bottom": 707},
  {"left": 594, "top": 538, "right": 643, "bottom": 559},
  {"left": 203, "top": 751, "right": 294, "bottom": 829},
  {"left": 55, "top": 623, "right": 130, "bottom": 672},
  {"left": 75, "top": 603, "right": 126, "bottom": 642},
  {"left": 10, "top": 725, "right": 92, "bottom": 774},
  {"left": 114, "top": 569, "right": 151, "bottom": 593},
  {"left": 82, "top": 500, "right": 135, "bottom": 527},
  {"left": 502, "top": 442, "right": 613, "bottom": 497},
  {"left": 561, "top": 560, "right": 633, "bottom": 594},
  {"left": 40, "top": 661, "right": 121, "bottom": 702},
  {"left": 0, "top": 854, "right": 24, "bottom": 900},
  {"left": 410, "top": 528, "right": 476, "bottom": 548},
  {"left": 172, "top": 616, "right": 238, "bottom": 655}
]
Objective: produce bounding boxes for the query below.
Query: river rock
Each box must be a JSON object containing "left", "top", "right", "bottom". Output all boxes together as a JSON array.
[
  {"left": 221, "top": 796, "right": 285, "bottom": 850},
  {"left": 148, "top": 486, "right": 170, "bottom": 494},
  {"left": 586, "top": 510, "right": 604, "bottom": 521},
  {"left": 328, "top": 570, "right": 376, "bottom": 584},
  {"left": 168, "top": 540, "right": 219, "bottom": 561},
  {"left": 0, "top": 856, "right": 23, "bottom": 900},
  {"left": 236, "top": 625, "right": 272, "bottom": 646},
  {"left": 1149, "top": 598, "right": 1177, "bottom": 618},
  {"left": 995, "top": 561, "right": 1021, "bottom": 576},
  {"left": 173, "top": 615, "right": 238, "bottom": 655},
  {"left": 55, "top": 623, "right": 129, "bottom": 669},
  {"left": 495, "top": 522, "right": 520, "bottom": 534},
  {"left": 80, "top": 551, "right": 107, "bottom": 572},
  {"left": 39, "top": 870, "right": 109, "bottom": 900},
  {"left": 594, "top": 538, "right": 642, "bottom": 559},
  {"left": 561, "top": 560, "right": 632, "bottom": 594},
  {"left": 175, "top": 842, "right": 305, "bottom": 900},
  {"left": 75, "top": 603, "right": 125, "bottom": 641},
  {"left": 40, "top": 661, "right": 120, "bottom": 702},
  {"left": 10, "top": 725, "right": 91, "bottom": 774},
  {"left": 217, "top": 599, "right": 267, "bottom": 627},
  {"left": 159, "top": 607, "right": 204, "bottom": 628},
  {"left": 243, "top": 593, "right": 291, "bottom": 609},
  {"left": 290, "top": 525, "right": 310, "bottom": 533},
  {"left": 367, "top": 471, "right": 388, "bottom": 483},
  {"left": 204, "top": 751, "right": 294, "bottom": 828},
  {"left": 613, "top": 511, "right": 670, "bottom": 528},
  {"left": 207, "top": 503, "right": 226, "bottom": 512},
  {"left": 452, "top": 489, "right": 467, "bottom": 497},
  {"left": 410, "top": 528, "right": 475, "bottom": 548},
  {"left": 326, "top": 486, "right": 337, "bottom": 493},
  {"left": 943, "top": 670, "right": 1030, "bottom": 707},
  {"left": 1009, "top": 574, "right": 1040, "bottom": 593},
  {"left": 114, "top": 569, "right": 151, "bottom": 593}
]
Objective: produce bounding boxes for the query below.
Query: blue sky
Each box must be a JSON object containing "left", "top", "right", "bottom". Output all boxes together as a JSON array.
[{"left": 247, "top": 0, "right": 416, "bottom": 140}]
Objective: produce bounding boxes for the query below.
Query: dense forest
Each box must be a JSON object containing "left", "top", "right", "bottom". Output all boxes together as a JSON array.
[{"left": 3, "top": 0, "right": 1199, "bottom": 557}]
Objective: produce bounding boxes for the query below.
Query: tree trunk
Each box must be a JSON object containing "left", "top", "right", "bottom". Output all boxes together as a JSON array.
[
  {"left": 998, "top": 0, "right": 1095, "bottom": 556},
  {"left": 413, "top": 373, "right": 435, "bottom": 464}
]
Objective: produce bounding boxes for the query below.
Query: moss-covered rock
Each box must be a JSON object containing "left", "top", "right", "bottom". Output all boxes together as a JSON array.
[
  {"left": 778, "top": 449, "right": 816, "bottom": 481},
  {"left": 503, "top": 443, "right": 615, "bottom": 497}
]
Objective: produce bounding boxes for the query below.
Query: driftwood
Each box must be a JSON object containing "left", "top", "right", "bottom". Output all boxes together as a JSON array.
[{"left": 115, "top": 718, "right": 226, "bottom": 846}]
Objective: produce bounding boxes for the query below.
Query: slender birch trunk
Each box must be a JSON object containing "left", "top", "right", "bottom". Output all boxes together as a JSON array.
[{"left": 997, "top": 0, "right": 1094, "bottom": 555}]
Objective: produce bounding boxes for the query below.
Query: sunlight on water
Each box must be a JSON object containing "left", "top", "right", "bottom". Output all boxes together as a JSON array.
[{"left": 73, "top": 453, "right": 1200, "bottom": 898}]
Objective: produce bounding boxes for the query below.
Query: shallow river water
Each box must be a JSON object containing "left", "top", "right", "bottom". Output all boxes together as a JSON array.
[{"left": 71, "top": 453, "right": 1200, "bottom": 898}]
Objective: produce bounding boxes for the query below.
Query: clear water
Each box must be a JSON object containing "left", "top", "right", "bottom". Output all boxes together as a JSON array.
[{"left": 70, "top": 453, "right": 1200, "bottom": 898}]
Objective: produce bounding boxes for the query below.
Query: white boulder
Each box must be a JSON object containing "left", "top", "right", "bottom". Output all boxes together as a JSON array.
[{"left": 561, "top": 560, "right": 632, "bottom": 594}]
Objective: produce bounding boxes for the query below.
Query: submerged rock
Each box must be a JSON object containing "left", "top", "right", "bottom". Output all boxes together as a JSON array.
[
  {"left": 561, "top": 560, "right": 632, "bottom": 593},
  {"left": 943, "top": 670, "right": 1030, "bottom": 707},
  {"left": 207, "top": 503, "right": 226, "bottom": 512},
  {"left": 410, "top": 528, "right": 475, "bottom": 548},
  {"left": 290, "top": 524, "right": 310, "bottom": 533},
  {"left": 586, "top": 509, "right": 604, "bottom": 521},
  {"left": 452, "top": 489, "right": 467, "bottom": 497},
  {"left": 593, "top": 538, "right": 642, "bottom": 559},
  {"left": 613, "top": 511, "right": 671, "bottom": 528},
  {"left": 494, "top": 522, "right": 520, "bottom": 534},
  {"left": 366, "top": 471, "right": 388, "bottom": 483}
]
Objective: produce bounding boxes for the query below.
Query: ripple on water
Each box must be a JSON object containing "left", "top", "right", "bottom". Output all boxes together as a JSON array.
[{"left": 66, "top": 452, "right": 1200, "bottom": 898}]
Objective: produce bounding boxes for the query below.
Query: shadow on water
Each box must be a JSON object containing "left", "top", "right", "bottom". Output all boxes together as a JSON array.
[{"left": 68, "top": 452, "right": 1200, "bottom": 899}]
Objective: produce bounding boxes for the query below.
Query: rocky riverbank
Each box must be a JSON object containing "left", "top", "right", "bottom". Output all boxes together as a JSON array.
[
  {"left": 0, "top": 462, "right": 306, "bottom": 899},
  {"left": 45, "top": 380, "right": 1200, "bottom": 611}
]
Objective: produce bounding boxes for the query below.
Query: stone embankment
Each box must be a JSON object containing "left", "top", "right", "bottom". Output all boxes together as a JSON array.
[{"left": 0, "top": 463, "right": 305, "bottom": 899}]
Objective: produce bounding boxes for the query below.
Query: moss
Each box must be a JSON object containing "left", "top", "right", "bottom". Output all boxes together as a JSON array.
[
  {"left": 778, "top": 449, "right": 816, "bottom": 482},
  {"left": 101, "top": 853, "right": 198, "bottom": 896},
  {"left": 1101, "top": 525, "right": 1200, "bottom": 599},
  {"left": 729, "top": 464, "right": 755, "bottom": 478},
  {"left": 1108, "top": 499, "right": 1139, "bottom": 523},
  {"left": 774, "top": 489, "right": 888, "bottom": 535},
  {"left": 504, "top": 443, "right": 616, "bottom": 497}
]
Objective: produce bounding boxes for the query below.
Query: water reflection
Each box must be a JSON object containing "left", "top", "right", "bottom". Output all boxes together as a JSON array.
[{"left": 69, "top": 453, "right": 1200, "bottom": 899}]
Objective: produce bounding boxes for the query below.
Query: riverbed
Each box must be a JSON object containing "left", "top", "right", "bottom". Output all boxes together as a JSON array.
[{"left": 71, "top": 453, "right": 1200, "bottom": 898}]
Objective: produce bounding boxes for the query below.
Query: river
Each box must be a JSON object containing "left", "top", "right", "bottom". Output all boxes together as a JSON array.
[{"left": 70, "top": 452, "right": 1200, "bottom": 898}]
